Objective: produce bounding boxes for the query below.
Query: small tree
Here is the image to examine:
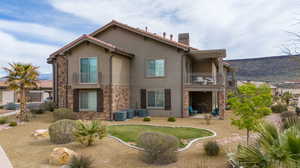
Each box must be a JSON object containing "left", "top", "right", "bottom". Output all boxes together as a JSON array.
[
  {"left": 281, "top": 91, "right": 293, "bottom": 105},
  {"left": 3, "top": 63, "right": 39, "bottom": 121},
  {"left": 228, "top": 83, "right": 272, "bottom": 144}
]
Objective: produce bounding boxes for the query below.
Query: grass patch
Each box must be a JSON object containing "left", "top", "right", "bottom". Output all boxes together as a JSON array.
[{"left": 107, "top": 125, "right": 213, "bottom": 148}]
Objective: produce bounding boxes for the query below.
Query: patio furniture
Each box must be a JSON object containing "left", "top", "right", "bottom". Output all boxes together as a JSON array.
[
  {"left": 189, "top": 106, "right": 198, "bottom": 116},
  {"left": 113, "top": 111, "right": 127, "bottom": 121},
  {"left": 211, "top": 108, "right": 219, "bottom": 117},
  {"left": 136, "top": 109, "right": 149, "bottom": 117}
]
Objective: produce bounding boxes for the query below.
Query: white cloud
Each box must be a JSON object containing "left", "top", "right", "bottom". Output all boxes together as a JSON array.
[
  {"left": 0, "top": 19, "right": 78, "bottom": 44},
  {"left": 0, "top": 31, "right": 58, "bottom": 75},
  {"left": 49, "top": 0, "right": 299, "bottom": 59}
]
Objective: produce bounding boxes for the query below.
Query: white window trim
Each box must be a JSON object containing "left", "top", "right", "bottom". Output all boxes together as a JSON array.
[
  {"left": 146, "top": 89, "right": 165, "bottom": 109},
  {"left": 79, "top": 90, "right": 97, "bottom": 112},
  {"left": 79, "top": 57, "right": 98, "bottom": 84},
  {"left": 145, "top": 59, "right": 166, "bottom": 78}
]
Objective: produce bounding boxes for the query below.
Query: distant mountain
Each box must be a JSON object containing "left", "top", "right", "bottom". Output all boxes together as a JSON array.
[
  {"left": 226, "top": 55, "right": 300, "bottom": 82},
  {"left": 39, "top": 73, "right": 52, "bottom": 80},
  {"left": 0, "top": 73, "right": 52, "bottom": 81}
]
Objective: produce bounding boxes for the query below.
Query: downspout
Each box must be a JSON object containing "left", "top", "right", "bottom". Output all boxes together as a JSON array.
[{"left": 109, "top": 53, "right": 113, "bottom": 120}]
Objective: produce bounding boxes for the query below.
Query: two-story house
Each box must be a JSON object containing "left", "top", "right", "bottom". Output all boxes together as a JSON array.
[{"left": 47, "top": 20, "right": 235, "bottom": 120}]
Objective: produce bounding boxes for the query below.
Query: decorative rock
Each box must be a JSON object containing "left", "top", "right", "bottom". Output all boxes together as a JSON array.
[
  {"left": 32, "top": 129, "right": 48, "bottom": 139},
  {"left": 60, "top": 165, "right": 70, "bottom": 168},
  {"left": 49, "top": 147, "right": 77, "bottom": 165}
]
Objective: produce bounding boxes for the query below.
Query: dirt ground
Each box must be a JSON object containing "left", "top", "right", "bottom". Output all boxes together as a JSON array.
[{"left": 0, "top": 111, "right": 246, "bottom": 168}]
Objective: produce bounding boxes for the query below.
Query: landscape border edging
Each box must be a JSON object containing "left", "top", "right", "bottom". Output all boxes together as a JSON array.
[{"left": 108, "top": 124, "right": 217, "bottom": 152}]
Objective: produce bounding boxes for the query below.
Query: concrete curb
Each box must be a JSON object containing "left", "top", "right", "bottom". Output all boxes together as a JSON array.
[
  {"left": 108, "top": 124, "right": 217, "bottom": 152},
  {"left": 0, "top": 146, "right": 13, "bottom": 168},
  {"left": 0, "top": 110, "right": 18, "bottom": 117}
]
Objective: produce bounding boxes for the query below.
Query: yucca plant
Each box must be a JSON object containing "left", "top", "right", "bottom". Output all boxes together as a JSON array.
[
  {"left": 68, "top": 155, "right": 94, "bottom": 168},
  {"left": 73, "top": 120, "right": 106, "bottom": 146},
  {"left": 230, "top": 118, "right": 300, "bottom": 168}
]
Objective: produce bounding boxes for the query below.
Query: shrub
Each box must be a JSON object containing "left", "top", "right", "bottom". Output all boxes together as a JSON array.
[
  {"left": 168, "top": 117, "right": 176, "bottom": 122},
  {"left": 5, "top": 103, "right": 17, "bottom": 110},
  {"left": 48, "top": 119, "right": 76, "bottom": 144},
  {"left": 0, "top": 117, "right": 8, "bottom": 124},
  {"left": 68, "top": 155, "right": 94, "bottom": 168},
  {"left": 204, "top": 114, "right": 212, "bottom": 125},
  {"left": 259, "top": 107, "right": 272, "bottom": 116},
  {"left": 40, "top": 101, "right": 56, "bottom": 112},
  {"left": 271, "top": 104, "right": 287, "bottom": 113},
  {"left": 204, "top": 141, "right": 220, "bottom": 156},
  {"left": 137, "top": 132, "right": 179, "bottom": 164},
  {"left": 280, "top": 111, "right": 297, "bottom": 122},
  {"left": 30, "top": 108, "right": 44, "bottom": 114},
  {"left": 143, "top": 117, "right": 151, "bottom": 122},
  {"left": 295, "top": 107, "right": 300, "bottom": 116},
  {"left": 74, "top": 120, "right": 106, "bottom": 146},
  {"left": 8, "top": 121, "right": 17, "bottom": 127},
  {"left": 53, "top": 108, "right": 77, "bottom": 121}
]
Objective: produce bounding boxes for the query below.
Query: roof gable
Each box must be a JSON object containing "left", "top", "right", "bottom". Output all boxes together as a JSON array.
[
  {"left": 48, "top": 34, "right": 134, "bottom": 63},
  {"left": 90, "top": 20, "right": 197, "bottom": 51}
]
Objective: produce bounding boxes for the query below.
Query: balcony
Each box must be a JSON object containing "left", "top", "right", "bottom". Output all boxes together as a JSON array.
[
  {"left": 185, "top": 72, "right": 220, "bottom": 86},
  {"left": 72, "top": 72, "right": 102, "bottom": 84}
]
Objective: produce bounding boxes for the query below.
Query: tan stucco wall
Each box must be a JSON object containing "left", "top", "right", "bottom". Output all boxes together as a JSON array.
[
  {"left": 95, "top": 27, "right": 184, "bottom": 117},
  {"left": 67, "top": 43, "right": 111, "bottom": 87},
  {"left": 112, "top": 55, "right": 130, "bottom": 85}
]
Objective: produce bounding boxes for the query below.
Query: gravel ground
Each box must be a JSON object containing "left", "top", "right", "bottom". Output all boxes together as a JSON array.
[{"left": 0, "top": 111, "right": 246, "bottom": 168}]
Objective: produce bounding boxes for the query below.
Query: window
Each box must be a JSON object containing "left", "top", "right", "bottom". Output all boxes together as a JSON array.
[
  {"left": 146, "top": 59, "right": 165, "bottom": 77},
  {"left": 147, "top": 90, "right": 165, "bottom": 108},
  {"left": 79, "top": 90, "right": 97, "bottom": 111},
  {"left": 80, "top": 57, "right": 97, "bottom": 83}
]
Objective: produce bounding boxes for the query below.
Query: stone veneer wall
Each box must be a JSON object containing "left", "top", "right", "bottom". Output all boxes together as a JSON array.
[
  {"left": 56, "top": 56, "right": 68, "bottom": 108},
  {"left": 111, "top": 85, "right": 129, "bottom": 113},
  {"left": 218, "top": 90, "right": 225, "bottom": 119},
  {"left": 183, "top": 89, "right": 189, "bottom": 117}
]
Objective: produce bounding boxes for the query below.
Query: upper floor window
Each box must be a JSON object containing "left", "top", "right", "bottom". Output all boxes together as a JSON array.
[
  {"left": 146, "top": 59, "right": 165, "bottom": 77},
  {"left": 80, "top": 57, "right": 97, "bottom": 83}
]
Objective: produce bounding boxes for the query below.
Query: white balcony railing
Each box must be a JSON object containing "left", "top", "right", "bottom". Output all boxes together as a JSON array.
[
  {"left": 185, "top": 72, "right": 218, "bottom": 85},
  {"left": 72, "top": 72, "right": 102, "bottom": 84}
]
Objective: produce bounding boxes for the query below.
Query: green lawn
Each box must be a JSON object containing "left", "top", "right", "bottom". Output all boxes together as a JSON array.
[{"left": 107, "top": 125, "right": 214, "bottom": 148}]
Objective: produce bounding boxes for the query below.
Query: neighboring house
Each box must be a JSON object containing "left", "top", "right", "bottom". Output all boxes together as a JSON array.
[
  {"left": 47, "top": 20, "right": 235, "bottom": 120},
  {"left": 0, "top": 80, "right": 52, "bottom": 105}
]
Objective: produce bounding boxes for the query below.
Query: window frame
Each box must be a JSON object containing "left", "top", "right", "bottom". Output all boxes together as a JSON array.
[
  {"left": 79, "top": 90, "right": 97, "bottom": 112},
  {"left": 79, "top": 57, "right": 98, "bottom": 84},
  {"left": 146, "top": 89, "right": 165, "bottom": 109},
  {"left": 145, "top": 58, "right": 166, "bottom": 78}
]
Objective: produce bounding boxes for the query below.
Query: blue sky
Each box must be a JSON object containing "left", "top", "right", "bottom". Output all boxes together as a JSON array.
[{"left": 0, "top": 0, "right": 299, "bottom": 75}]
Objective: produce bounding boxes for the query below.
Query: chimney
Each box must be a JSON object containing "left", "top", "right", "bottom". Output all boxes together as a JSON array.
[
  {"left": 170, "top": 34, "right": 173, "bottom": 40},
  {"left": 178, "top": 33, "right": 190, "bottom": 45},
  {"left": 163, "top": 32, "right": 166, "bottom": 38},
  {"left": 145, "top": 26, "right": 148, "bottom": 32}
]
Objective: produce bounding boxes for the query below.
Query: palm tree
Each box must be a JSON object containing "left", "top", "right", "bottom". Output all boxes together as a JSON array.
[
  {"left": 3, "top": 63, "right": 39, "bottom": 121},
  {"left": 229, "top": 118, "right": 300, "bottom": 168}
]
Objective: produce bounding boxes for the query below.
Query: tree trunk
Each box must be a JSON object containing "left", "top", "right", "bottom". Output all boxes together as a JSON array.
[
  {"left": 17, "top": 88, "right": 27, "bottom": 122},
  {"left": 246, "top": 129, "right": 250, "bottom": 145}
]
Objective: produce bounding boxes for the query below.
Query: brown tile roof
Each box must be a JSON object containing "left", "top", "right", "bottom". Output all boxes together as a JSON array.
[
  {"left": 90, "top": 20, "right": 199, "bottom": 51},
  {"left": 48, "top": 34, "right": 134, "bottom": 62},
  {"left": 0, "top": 80, "right": 52, "bottom": 89}
]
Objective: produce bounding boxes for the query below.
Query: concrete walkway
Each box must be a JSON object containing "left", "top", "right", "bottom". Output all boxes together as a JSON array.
[
  {"left": 0, "top": 146, "right": 13, "bottom": 168},
  {"left": 0, "top": 110, "right": 18, "bottom": 117}
]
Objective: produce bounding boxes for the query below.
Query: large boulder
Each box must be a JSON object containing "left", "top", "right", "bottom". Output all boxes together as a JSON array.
[
  {"left": 32, "top": 129, "right": 48, "bottom": 139},
  {"left": 49, "top": 147, "right": 77, "bottom": 165}
]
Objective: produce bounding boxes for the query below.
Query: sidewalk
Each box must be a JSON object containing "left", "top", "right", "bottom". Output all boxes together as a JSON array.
[{"left": 0, "top": 146, "right": 13, "bottom": 168}]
